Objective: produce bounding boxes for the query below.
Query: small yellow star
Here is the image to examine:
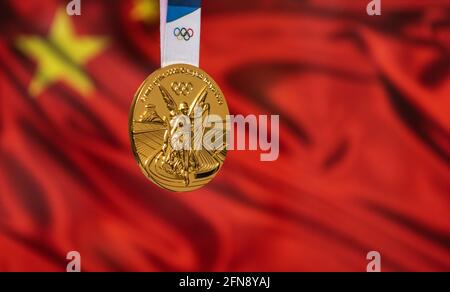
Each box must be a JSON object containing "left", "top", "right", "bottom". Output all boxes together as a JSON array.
[
  {"left": 16, "top": 8, "right": 108, "bottom": 97},
  {"left": 131, "top": 0, "right": 159, "bottom": 23}
]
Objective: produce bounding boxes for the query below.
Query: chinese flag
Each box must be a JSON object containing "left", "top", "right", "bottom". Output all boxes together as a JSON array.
[{"left": 0, "top": 0, "right": 449, "bottom": 271}]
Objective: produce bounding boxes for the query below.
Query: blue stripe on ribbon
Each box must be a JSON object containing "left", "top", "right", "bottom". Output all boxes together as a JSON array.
[
  {"left": 167, "top": 0, "right": 201, "bottom": 22},
  {"left": 169, "top": 0, "right": 201, "bottom": 7}
]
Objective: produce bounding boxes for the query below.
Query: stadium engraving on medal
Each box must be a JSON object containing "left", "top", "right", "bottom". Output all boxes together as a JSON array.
[{"left": 129, "top": 64, "right": 229, "bottom": 192}]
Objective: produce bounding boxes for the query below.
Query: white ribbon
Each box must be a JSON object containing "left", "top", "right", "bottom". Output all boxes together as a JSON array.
[{"left": 160, "top": 0, "right": 201, "bottom": 67}]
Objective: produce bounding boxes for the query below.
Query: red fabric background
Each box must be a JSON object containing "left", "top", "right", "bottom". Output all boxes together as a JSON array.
[{"left": 0, "top": 0, "right": 449, "bottom": 271}]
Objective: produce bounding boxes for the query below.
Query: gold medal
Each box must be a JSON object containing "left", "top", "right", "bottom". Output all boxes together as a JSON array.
[{"left": 129, "top": 64, "right": 229, "bottom": 192}]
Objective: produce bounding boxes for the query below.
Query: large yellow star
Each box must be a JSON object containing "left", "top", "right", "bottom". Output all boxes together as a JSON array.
[
  {"left": 16, "top": 8, "right": 108, "bottom": 97},
  {"left": 131, "top": 0, "right": 159, "bottom": 23}
]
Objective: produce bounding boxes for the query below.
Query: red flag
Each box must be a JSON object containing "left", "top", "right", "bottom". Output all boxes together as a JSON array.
[{"left": 0, "top": 0, "right": 449, "bottom": 271}]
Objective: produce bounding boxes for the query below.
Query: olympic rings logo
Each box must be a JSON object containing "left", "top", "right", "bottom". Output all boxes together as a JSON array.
[
  {"left": 173, "top": 27, "right": 194, "bottom": 41},
  {"left": 171, "top": 82, "right": 193, "bottom": 96}
]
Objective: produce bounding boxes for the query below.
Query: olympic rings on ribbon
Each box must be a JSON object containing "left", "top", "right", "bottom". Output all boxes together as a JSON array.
[{"left": 173, "top": 27, "right": 194, "bottom": 41}]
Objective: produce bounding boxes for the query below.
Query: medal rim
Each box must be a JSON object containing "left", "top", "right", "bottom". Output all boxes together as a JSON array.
[{"left": 128, "top": 63, "right": 229, "bottom": 192}]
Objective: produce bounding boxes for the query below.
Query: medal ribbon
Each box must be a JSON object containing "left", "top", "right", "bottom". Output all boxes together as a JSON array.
[{"left": 160, "top": 0, "right": 202, "bottom": 67}]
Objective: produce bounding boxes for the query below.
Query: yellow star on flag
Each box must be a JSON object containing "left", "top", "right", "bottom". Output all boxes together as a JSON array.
[
  {"left": 16, "top": 8, "right": 108, "bottom": 97},
  {"left": 131, "top": 0, "right": 159, "bottom": 23}
]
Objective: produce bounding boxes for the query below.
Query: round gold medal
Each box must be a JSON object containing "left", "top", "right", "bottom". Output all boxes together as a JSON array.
[{"left": 129, "top": 64, "right": 229, "bottom": 192}]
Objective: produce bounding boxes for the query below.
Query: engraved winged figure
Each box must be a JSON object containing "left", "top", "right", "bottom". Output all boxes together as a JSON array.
[{"left": 158, "top": 84, "right": 210, "bottom": 186}]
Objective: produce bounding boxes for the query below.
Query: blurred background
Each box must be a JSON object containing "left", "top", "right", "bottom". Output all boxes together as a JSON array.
[{"left": 0, "top": 0, "right": 449, "bottom": 271}]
